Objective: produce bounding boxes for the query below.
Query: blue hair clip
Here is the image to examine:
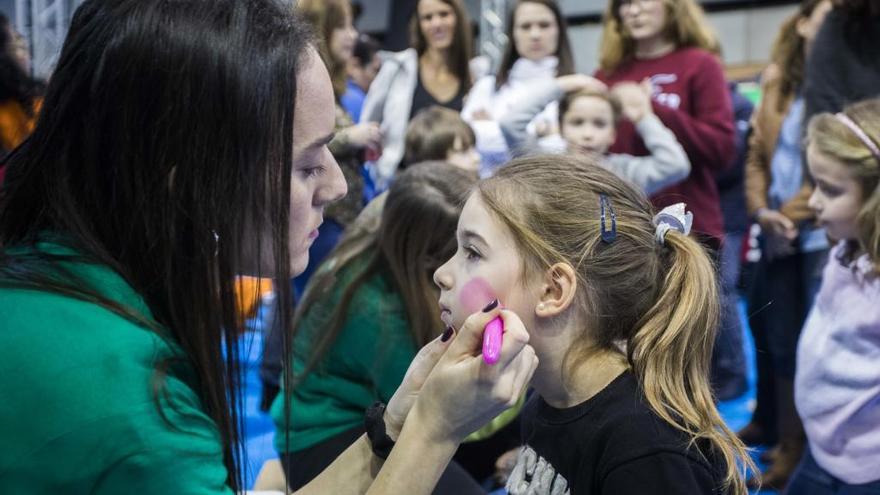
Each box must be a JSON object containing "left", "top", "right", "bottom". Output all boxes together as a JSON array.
[{"left": 599, "top": 194, "right": 617, "bottom": 243}]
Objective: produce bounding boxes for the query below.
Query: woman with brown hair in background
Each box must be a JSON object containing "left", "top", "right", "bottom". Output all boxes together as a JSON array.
[{"left": 361, "top": 0, "right": 473, "bottom": 191}]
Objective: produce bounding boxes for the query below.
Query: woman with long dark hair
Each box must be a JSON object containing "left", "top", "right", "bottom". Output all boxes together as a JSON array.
[{"left": 0, "top": 0, "right": 537, "bottom": 492}]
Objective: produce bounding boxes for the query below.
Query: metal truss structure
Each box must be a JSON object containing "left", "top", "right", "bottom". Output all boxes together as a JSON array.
[
  {"left": 477, "top": 0, "right": 510, "bottom": 74},
  {"left": 14, "top": 0, "right": 83, "bottom": 78}
]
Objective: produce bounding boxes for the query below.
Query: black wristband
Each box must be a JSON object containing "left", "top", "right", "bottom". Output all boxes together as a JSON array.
[{"left": 364, "top": 401, "right": 396, "bottom": 459}]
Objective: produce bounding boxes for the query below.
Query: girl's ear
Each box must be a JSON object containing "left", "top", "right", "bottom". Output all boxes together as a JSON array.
[{"left": 536, "top": 262, "right": 577, "bottom": 317}]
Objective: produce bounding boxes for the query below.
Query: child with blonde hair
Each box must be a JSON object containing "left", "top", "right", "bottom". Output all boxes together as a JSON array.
[
  {"left": 500, "top": 73, "right": 690, "bottom": 194},
  {"left": 434, "top": 154, "right": 753, "bottom": 494},
  {"left": 788, "top": 98, "right": 880, "bottom": 493}
]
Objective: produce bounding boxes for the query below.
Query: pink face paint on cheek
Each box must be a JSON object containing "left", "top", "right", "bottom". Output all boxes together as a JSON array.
[
  {"left": 459, "top": 277, "right": 504, "bottom": 365},
  {"left": 459, "top": 277, "right": 498, "bottom": 314}
]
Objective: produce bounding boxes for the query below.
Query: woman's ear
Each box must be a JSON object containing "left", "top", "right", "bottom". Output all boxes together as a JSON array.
[{"left": 536, "top": 262, "right": 577, "bottom": 318}]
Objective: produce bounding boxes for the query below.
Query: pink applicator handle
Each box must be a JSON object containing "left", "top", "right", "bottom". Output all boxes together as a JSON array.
[{"left": 482, "top": 315, "right": 504, "bottom": 365}]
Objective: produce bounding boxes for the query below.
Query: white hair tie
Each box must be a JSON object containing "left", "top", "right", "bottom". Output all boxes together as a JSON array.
[{"left": 653, "top": 203, "right": 693, "bottom": 245}]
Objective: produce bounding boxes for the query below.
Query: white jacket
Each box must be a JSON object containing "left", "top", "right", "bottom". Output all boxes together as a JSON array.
[{"left": 360, "top": 49, "right": 418, "bottom": 191}]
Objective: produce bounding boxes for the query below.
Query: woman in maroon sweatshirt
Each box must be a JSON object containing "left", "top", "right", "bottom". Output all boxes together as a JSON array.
[{"left": 596, "top": 0, "right": 735, "bottom": 251}]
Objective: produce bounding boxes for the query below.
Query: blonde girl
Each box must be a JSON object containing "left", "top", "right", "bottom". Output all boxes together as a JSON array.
[
  {"left": 789, "top": 98, "right": 880, "bottom": 493},
  {"left": 596, "top": 0, "right": 732, "bottom": 251},
  {"left": 434, "top": 154, "right": 753, "bottom": 494}
]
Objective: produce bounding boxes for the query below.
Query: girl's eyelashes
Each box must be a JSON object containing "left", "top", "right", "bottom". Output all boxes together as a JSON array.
[
  {"left": 464, "top": 244, "right": 483, "bottom": 261},
  {"left": 817, "top": 180, "right": 842, "bottom": 197}
]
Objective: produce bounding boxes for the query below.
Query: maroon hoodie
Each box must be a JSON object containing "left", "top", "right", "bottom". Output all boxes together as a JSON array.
[{"left": 597, "top": 47, "right": 735, "bottom": 248}]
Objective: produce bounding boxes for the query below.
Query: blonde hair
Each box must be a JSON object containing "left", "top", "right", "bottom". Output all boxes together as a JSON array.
[
  {"left": 807, "top": 98, "right": 880, "bottom": 271},
  {"left": 297, "top": 0, "right": 351, "bottom": 99},
  {"left": 478, "top": 154, "right": 753, "bottom": 494},
  {"left": 599, "top": 0, "right": 720, "bottom": 73}
]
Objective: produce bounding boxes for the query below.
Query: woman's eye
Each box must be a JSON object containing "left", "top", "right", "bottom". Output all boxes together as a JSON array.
[{"left": 301, "top": 166, "right": 325, "bottom": 178}]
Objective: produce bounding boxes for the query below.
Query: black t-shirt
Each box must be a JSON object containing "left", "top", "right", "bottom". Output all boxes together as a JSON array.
[
  {"left": 507, "top": 372, "right": 727, "bottom": 494},
  {"left": 409, "top": 68, "right": 465, "bottom": 119}
]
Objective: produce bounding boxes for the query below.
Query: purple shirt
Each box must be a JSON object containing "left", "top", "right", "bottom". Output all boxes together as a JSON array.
[{"left": 796, "top": 241, "right": 880, "bottom": 484}]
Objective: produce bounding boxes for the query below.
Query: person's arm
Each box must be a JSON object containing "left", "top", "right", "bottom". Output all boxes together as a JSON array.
[
  {"left": 499, "top": 79, "right": 563, "bottom": 156},
  {"left": 297, "top": 307, "right": 538, "bottom": 495},
  {"left": 359, "top": 59, "right": 399, "bottom": 125},
  {"left": 606, "top": 114, "right": 691, "bottom": 195},
  {"left": 744, "top": 72, "right": 776, "bottom": 217},
  {"left": 650, "top": 54, "right": 736, "bottom": 173}
]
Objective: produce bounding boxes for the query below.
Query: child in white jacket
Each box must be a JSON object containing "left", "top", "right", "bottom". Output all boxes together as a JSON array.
[{"left": 500, "top": 75, "right": 690, "bottom": 195}]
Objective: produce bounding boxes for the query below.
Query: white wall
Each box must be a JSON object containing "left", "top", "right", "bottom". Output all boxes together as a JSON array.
[{"left": 568, "top": 3, "right": 798, "bottom": 74}]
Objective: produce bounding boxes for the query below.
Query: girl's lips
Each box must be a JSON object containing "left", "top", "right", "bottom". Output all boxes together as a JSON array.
[{"left": 440, "top": 309, "right": 453, "bottom": 328}]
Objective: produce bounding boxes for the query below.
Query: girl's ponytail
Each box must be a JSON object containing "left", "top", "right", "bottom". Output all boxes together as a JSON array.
[{"left": 629, "top": 230, "right": 753, "bottom": 494}]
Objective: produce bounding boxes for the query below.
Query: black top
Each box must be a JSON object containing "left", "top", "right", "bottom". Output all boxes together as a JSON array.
[
  {"left": 803, "top": 8, "right": 880, "bottom": 125},
  {"left": 409, "top": 69, "right": 466, "bottom": 119},
  {"left": 507, "top": 372, "right": 728, "bottom": 494}
]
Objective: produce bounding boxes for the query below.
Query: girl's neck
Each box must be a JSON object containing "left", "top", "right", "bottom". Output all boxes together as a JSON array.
[
  {"left": 634, "top": 36, "right": 677, "bottom": 60},
  {"left": 534, "top": 347, "right": 630, "bottom": 409}
]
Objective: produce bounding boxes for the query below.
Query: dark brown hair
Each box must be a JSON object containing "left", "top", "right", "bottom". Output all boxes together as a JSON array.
[
  {"left": 495, "top": 0, "right": 575, "bottom": 91},
  {"left": 409, "top": 0, "right": 474, "bottom": 94},
  {"left": 404, "top": 105, "right": 476, "bottom": 167},
  {"left": 0, "top": 1, "right": 311, "bottom": 489}
]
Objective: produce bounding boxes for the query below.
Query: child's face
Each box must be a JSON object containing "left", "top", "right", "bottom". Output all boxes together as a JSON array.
[
  {"left": 618, "top": 0, "right": 668, "bottom": 44},
  {"left": 434, "top": 193, "right": 539, "bottom": 333},
  {"left": 446, "top": 136, "right": 481, "bottom": 172},
  {"left": 807, "top": 143, "right": 863, "bottom": 241},
  {"left": 561, "top": 96, "right": 617, "bottom": 155}
]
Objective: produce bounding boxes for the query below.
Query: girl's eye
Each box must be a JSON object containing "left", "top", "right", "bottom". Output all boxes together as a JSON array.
[
  {"left": 464, "top": 245, "right": 482, "bottom": 261},
  {"left": 817, "top": 181, "right": 841, "bottom": 197},
  {"left": 567, "top": 118, "right": 585, "bottom": 126},
  {"left": 593, "top": 119, "right": 609, "bottom": 128},
  {"left": 538, "top": 21, "right": 552, "bottom": 29}
]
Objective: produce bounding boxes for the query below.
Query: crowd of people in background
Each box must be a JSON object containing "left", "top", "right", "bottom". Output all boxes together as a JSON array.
[{"left": 0, "top": 0, "right": 878, "bottom": 494}]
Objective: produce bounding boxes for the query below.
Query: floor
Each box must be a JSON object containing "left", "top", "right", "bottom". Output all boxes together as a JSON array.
[{"left": 237, "top": 300, "right": 778, "bottom": 493}]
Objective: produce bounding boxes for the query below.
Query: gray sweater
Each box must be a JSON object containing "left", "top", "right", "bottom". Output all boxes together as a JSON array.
[{"left": 500, "top": 79, "right": 691, "bottom": 195}]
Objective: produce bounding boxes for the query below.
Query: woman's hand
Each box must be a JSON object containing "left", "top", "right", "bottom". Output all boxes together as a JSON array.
[
  {"left": 406, "top": 307, "right": 538, "bottom": 445},
  {"left": 344, "top": 122, "right": 383, "bottom": 150},
  {"left": 383, "top": 328, "right": 455, "bottom": 440}
]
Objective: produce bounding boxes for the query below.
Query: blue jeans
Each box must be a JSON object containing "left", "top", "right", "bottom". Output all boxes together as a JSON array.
[{"left": 786, "top": 451, "right": 880, "bottom": 494}]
